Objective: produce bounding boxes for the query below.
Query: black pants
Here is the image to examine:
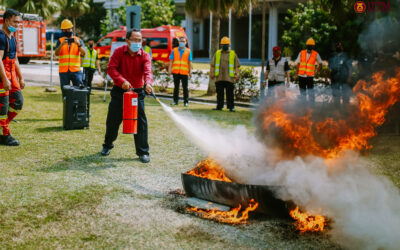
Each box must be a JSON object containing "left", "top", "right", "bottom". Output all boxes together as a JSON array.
[
  {"left": 267, "top": 80, "right": 285, "bottom": 97},
  {"left": 216, "top": 81, "right": 234, "bottom": 109},
  {"left": 103, "top": 86, "right": 149, "bottom": 156},
  {"left": 83, "top": 67, "right": 95, "bottom": 94},
  {"left": 331, "top": 81, "right": 351, "bottom": 106},
  {"left": 298, "top": 76, "right": 315, "bottom": 102},
  {"left": 173, "top": 74, "right": 188, "bottom": 104}
]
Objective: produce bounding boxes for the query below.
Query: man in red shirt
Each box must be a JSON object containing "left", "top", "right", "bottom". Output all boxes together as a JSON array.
[{"left": 101, "top": 29, "right": 153, "bottom": 163}]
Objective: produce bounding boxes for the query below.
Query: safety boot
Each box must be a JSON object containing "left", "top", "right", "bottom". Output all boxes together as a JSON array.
[{"left": 1, "top": 135, "right": 20, "bottom": 146}]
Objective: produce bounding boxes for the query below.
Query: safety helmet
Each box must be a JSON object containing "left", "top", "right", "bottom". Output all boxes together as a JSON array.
[
  {"left": 61, "top": 19, "right": 73, "bottom": 30},
  {"left": 220, "top": 36, "right": 230, "bottom": 45},
  {"left": 306, "top": 38, "right": 315, "bottom": 46}
]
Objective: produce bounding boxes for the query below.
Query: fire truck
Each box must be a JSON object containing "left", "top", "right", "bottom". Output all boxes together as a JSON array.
[
  {"left": 0, "top": 12, "right": 46, "bottom": 64},
  {"left": 95, "top": 25, "right": 188, "bottom": 63}
]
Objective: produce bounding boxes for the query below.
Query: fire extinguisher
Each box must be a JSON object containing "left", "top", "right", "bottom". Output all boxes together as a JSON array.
[{"left": 123, "top": 90, "right": 138, "bottom": 134}]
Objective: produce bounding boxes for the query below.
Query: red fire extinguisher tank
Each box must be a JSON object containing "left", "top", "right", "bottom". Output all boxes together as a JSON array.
[{"left": 123, "top": 91, "right": 138, "bottom": 134}]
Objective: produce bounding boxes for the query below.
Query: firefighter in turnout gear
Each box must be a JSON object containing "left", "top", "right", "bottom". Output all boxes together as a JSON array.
[
  {"left": 82, "top": 38, "right": 101, "bottom": 94},
  {"left": 210, "top": 36, "right": 240, "bottom": 112},
  {"left": 263, "top": 46, "right": 290, "bottom": 99},
  {"left": 55, "top": 19, "right": 86, "bottom": 97},
  {"left": 0, "top": 9, "right": 24, "bottom": 146},
  {"left": 295, "top": 38, "right": 322, "bottom": 103},
  {"left": 168, "top": 36, "right": 192, "bottom": 106}
]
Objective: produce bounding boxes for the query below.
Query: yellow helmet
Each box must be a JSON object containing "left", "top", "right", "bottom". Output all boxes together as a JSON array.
[
  {"left": 220, "top": 36, "right": 230, "bottom": 45},
  {"left": 306, "top": 38, "right": 315, "bottom": 46},
  {"left": 61, "top": 19, "right": 73, "bottom": 30}
]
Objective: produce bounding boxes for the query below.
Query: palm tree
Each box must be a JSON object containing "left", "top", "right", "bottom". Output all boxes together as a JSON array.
[
  {"left": 185, "top": 0, "right": 254, "bottom": 95},
  {"left": 2, "top": 0, "right": 60, "bottom": 19},
  {"left": 59, "top": 0, "right": 90, "bottom": 31}
]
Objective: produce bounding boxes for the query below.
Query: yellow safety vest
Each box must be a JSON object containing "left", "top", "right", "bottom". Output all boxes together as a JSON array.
[
  {"left": 82, "top": 48, "right": 97, "bottom": 69},
  {"left": 215, "top": 50, "right": 236, "bottom": 77}
]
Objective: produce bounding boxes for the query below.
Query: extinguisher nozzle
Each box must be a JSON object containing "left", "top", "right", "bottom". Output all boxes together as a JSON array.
[{"left": 151, "top": 92, "right": 160, "bottom": 103}]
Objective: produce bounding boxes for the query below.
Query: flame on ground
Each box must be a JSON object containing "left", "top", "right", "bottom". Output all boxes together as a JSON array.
[
  {"left": 290, "top": 206, "right": 326, "bottom": 233},
  {"left": 186, "top": 158, "right": 232, "bottom": 182},
  {"left": 260, "top": 69, "right": 400, "bottom": 159},
  {"left": 187, "top": 199, "right": 259, "bottom": 224}
]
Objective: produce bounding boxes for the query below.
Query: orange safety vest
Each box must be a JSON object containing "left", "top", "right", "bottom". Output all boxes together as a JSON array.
[
  {"left": 58, "top": 37, "right": 81, "bottom": 73},
  {"left": 298, "top": 50, "right": 318, "bottom": 76},
  {"left": 171, "top": 47, "right": 190, "bottom": 75}
]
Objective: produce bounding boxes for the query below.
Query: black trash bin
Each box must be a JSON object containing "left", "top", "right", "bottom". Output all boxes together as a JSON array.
[{"left": 63, "top": 85, "right": 89, "bottom": 130}]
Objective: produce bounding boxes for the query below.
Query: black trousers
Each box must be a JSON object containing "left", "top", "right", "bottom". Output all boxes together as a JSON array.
[
  {"left": 216, "top": 81, "right": 234, "bottom": 109},
  {"left": 267, "top": 80, "right": 284, "bottom": 97},
  {"left": 173, "top": 74, "right": 188, "bottom": 104},
  {"left": 83, "top": 67, "right": 95, "bottom": 94},
  {"left": 298, "top": 76, "right": 315, "bottom": 102},
  {"left": 103, "top": 86, "right": 149, "bottom": 156},
  {"left": 331, "top": 81, "right": 351, "bottom": 106}
]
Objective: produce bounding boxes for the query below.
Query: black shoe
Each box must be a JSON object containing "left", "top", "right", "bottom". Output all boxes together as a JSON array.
[
  {"left": 2, "top": 135, "right": 19, "bottom": 146},
  {"left": 171, "top": 102, "right": 178, "bottom": 106},
  {"left": 229, "top": 108, "right": 235, "bottom": 112},
  {"left": 139, "top": 155, "right": 150, "bottom": 163},
  {"left": 101, "top": 146, "right": 111, "bottom": 156},
  {"left": 213, "top": 107, "right": 222, "bottom": 111},
  {"left": 184, "top": 102, "right": 188, "bottom": 107}
]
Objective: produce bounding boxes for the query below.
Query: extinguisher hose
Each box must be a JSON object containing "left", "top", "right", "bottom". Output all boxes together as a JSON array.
[{"left": 143, "top": 84, "right": 160, "bottom": 103}]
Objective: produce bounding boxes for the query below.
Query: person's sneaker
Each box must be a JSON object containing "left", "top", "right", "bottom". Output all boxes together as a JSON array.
[
  {"left": 139, "top": 155, "right": 150, "bottom": 163},
  {"left": 170, "top": 102, "right": 178, "bottom": 106},
  {"left": 100, "top": 146, "right": 111, "bottom": 156},
  {"left": 213, "top": 107, "right": 222, "bottom": 111},
  {"left": 184, "top": 102, "right": 188, "bottom": 107},
  {"left": 2, "top": 135, "right": 20, "bottom": 146},
  {"left": 229, "top": 108, "right": 235, "bottom": 112}
]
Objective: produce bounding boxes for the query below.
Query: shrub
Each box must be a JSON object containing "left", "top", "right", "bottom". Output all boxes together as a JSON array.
[{"left": 235, "top": 67, "right": 260, "bottom": 101}]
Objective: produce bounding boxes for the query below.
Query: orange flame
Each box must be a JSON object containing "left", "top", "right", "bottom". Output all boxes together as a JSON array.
[
  {"left": 289, "top": 206, "right": 326, "bottom": 233},
  {"left": 187, "top": 199, "right": 259, "bottom": 224},
  {"left": 186, "top": 158, "right": 232, "bottom": 182},
  {"left": 261, "top": 69, "right": 400, "bottom": 158}
]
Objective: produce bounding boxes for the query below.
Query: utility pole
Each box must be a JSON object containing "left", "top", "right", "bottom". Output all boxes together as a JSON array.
[{"left": 260, "top": 0, "right": 266, "bottom": 98}]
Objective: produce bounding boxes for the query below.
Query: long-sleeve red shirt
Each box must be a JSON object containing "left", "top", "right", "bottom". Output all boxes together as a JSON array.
[{"left": 107, "top": 45, "right": 153, "bottom": 88}]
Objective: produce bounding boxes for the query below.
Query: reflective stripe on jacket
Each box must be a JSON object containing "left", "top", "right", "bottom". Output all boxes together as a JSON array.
[
  {"left": 82, "top": 48, "right": 97, "bottom": 69},
  {"left": 298, "top": 50, "right": 317, "bottom": 76},
  {"left": 215, "top": 50, "right": 236, "bottom": 77},
  {"left": 59, "top": 37, "right": 81, "bottom": 73},
  {"left": 171, "top": 47, "right": 190, "bottom": 75}
]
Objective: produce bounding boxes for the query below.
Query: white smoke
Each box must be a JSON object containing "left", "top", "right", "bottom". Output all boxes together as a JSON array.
[{"left": 160, "top": 101, "right": 400, "bottom": 250}]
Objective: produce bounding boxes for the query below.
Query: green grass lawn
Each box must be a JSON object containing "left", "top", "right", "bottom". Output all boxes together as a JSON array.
[{"left": 1, "top": 86, "right": 398, "bottom": 248}]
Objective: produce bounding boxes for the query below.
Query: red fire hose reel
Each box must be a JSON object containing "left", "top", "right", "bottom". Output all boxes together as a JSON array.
[{"left": 123, "top": 90, "right": 138, "bottom": 134}]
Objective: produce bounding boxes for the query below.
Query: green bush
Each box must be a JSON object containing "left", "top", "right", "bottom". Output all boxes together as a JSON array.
[{"left": 235, "top": 67, "right": 260, "bottom": 101}]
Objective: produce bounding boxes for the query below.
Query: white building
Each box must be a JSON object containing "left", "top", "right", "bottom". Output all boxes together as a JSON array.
[{"left": 174, "top": 0, "right": 305, "bottom": 60}]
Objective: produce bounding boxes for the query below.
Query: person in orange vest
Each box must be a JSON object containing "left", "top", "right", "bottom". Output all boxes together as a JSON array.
[
  {"left": 210, "top": 37, "right": 240, "bottom": 112},
  {"left": 295, "top": 38, "right": 322, "bottom": 103},
  {"left": 0, "top": 9, "right": 24, "bottom": 146},
  {"left": 54, "top": 19, "right": 86, "bottom": 97},
  {"left": 168, "top": 36, "right": 192, "bottom": 107}
]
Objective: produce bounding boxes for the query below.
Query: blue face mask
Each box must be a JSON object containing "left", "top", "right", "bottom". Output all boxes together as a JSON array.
[
  {"left": 130, "top": 42, "right": 141, "bottom": 52},
  {"left": 8, "top": 26, "right": 17, "bottom": 33},
  {"left": 179, "top": 42, "right": 186, "bottom": 48}
]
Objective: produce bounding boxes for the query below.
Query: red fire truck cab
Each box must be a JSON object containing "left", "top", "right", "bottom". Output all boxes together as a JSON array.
[
  {"left": 0, "top": 12, "right": 46, "bottom": 64},
  {"left": 95, "top": 25, "right": 188, "bottom": 63}
]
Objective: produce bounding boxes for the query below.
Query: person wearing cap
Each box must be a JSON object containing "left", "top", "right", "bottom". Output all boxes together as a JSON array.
[
  {"left": 142, "top": 38, "right": 152, "bottom": 60},
  {"left": 168, "top": 36, "right": 192, "bottom": 107},
  {"left": 82, "top": 38, "right": 102, "bottom": 95},
  {"left": 210, "top": 36, "right": 240, "bottom": 112},
  {"left": 54, "top": 19, "right": 86, "bottom": 97},
  {"left": 328, "top": 42, "right": 353, "bottom": 107},
  {"left": 263, "top": 46, "right": 290, "bottom": 99},
  {"left": 295, "top": 38, "right": 323, "bottom": 103}
]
